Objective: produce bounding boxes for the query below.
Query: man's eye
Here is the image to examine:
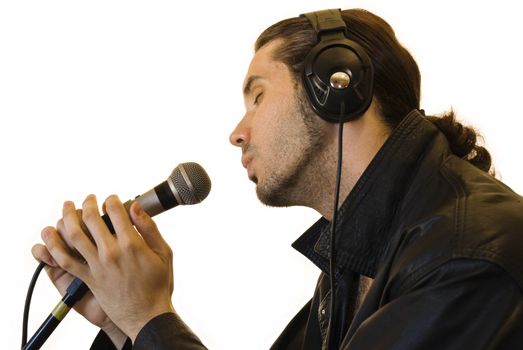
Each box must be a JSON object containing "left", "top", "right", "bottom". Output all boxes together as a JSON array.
[{"left": 254, "top": 93, "right": 263, "bottom": 105}]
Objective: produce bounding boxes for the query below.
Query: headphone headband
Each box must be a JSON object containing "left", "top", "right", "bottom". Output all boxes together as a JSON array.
[{"left": 301, "top": 9, "right": 347, "bottom": 35}]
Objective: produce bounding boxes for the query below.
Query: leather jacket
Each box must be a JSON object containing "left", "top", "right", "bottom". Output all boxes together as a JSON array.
[
  {"left": 92, "top": 110, "right": 523, "bottom": 349},
  {"left": 272, "top": 109, "right": 523, "bottom": 349}
]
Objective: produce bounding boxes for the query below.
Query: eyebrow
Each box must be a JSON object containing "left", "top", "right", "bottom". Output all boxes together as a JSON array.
[{"left": 243, "top": 75, "right": 263, "bottom": 96}]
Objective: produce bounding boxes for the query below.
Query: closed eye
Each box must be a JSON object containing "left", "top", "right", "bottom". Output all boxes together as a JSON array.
[{"left": 254, "top": 92, "right": 263, "bottom": 105}]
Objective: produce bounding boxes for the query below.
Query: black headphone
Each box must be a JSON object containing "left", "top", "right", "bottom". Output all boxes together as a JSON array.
[{"left": 301, "top": 9, "right": 374, "bottom": 123}]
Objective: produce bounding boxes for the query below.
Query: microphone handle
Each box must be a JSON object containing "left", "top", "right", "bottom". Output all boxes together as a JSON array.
[{"left": 23, "top": 215, "right": 115, "bottom": 350}]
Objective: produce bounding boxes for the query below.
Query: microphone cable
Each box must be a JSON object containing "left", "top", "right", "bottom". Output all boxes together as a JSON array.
[
  {"left": 21, "top": 215, "right": 115, "bottom": 350},
  {"left": 326, "top": 101, "right": 345, "bottom": 350},
  {"left": 21, "top": 253, "right": 93, "bottom": 350},
  {"left": 21, "top": 261, "right": 45, "bottom": 348}
]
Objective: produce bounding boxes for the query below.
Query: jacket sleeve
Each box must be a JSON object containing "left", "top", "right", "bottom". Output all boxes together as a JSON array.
[
  {"left": 133, "top": 312, "right": 207, "bottom": 350},
  {"left": 90, "top": 312, "right": 206, "bottom": 350},
  {"left": 90, "top": 331, "right": 132, "bottom": 350},
  {"left": 342, "top": 259, "right": 523, "bottom": 349}
]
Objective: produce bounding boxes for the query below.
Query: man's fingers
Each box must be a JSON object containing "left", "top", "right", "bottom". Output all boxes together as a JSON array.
[
  {"left": 31, "top": 241, "right": 58, "bottom": 267},
  {"left": 42, "top": 225, "right": 91, "bottom": 283},
  {"left": 81, "top": 194, "right": 115, "bottom": 253},
  {"left": 62, "top": 200, "right": 98, "bottom": 263},
  {"left": 104, "top": 195, "right": 142, "bottom": 245},
  {"left": 130, "top": 201, "right": 171, "bottom": 257}
]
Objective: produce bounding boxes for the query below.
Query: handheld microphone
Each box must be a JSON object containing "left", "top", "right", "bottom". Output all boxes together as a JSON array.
[
  {"left": 23, "top": 162, "right": 211, "bottom": 350},
  {"left": 103, "top": 162, "right": 212, "bottom": 231}
]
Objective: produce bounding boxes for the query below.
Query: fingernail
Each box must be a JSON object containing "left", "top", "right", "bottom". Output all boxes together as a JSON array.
[{"left": 41, "top": 227, "right": 52, "bottom": 240}]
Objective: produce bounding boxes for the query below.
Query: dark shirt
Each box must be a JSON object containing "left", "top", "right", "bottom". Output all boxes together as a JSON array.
[{"left": 93, "top": 110, "right": 523, "bottom": 349}]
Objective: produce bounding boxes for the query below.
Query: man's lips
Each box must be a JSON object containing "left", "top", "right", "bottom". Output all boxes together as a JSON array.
[
  {"left": 241, "top": 156, "right": 255, "bottom": 180},
  {"left": 241, "top": 155, "right": 252, "bottom": 169}
]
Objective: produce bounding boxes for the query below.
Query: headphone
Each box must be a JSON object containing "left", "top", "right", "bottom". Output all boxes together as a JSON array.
[
  {"left": 301, "top": 10, "right": 375, "bottom": 349},
  {"left": 301, "top": 9, "right": 374, "bottom": 123}
]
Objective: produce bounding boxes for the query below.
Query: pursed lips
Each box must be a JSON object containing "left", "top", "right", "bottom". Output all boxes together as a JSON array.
[
  {"left": 242, "top": 155, "right": 252, "bottom": 171},
  {"left": 241, "top": 155, "right": 255, "bottom": 180}
]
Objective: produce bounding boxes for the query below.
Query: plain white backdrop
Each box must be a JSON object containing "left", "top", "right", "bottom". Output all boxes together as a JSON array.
[{"left": 1, "top": 1, "right": 522, "bottom": 349}]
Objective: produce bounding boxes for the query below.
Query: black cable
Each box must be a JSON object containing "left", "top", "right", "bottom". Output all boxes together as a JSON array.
[
  {"left": 23, "top": 281, "right": 88, "bottom": 350},
  {"left": 22, "top": 216, "right": 111, "bottom": 349},
  {"left": 326, "top": 102, "right": 345, "bottom": 350},
  {"left": 22, "top": 261, "right": 46, "bottom": 348}
]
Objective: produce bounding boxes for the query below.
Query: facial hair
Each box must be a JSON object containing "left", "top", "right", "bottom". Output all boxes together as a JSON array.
[{"left": 255, "top": 94, "right": 331, "bottom": 208}]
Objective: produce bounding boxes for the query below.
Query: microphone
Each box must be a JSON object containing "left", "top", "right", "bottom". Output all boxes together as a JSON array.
[
  {"left": 103, "top": 162, "right": 212, "bottom": 231},
  {"left": 23, "top": 162, "right": 211, "bottom": 350}
]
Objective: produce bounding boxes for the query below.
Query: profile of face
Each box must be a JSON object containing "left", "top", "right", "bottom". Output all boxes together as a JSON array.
[{"left": 229, "top": 40, "right": 331, "bottom": 208}]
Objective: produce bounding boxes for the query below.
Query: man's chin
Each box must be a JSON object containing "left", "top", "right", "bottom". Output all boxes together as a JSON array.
[{"left": 256, "top": 184, "right": 293, "bottom": 208}]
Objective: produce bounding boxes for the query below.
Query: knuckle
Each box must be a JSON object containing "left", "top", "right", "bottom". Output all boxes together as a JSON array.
[
  {"left": 121, "top": 238, "right": 139, "bottom": 253},
  {"left": 68, "top": 228, "right": 85, "bottom": 244},
  {"left": 101, "top": 247, "right": 119, "bottom": 264},
  {"left": 59, "top": 256, "right": 74, "bottom": 271},
  {"left": 139, "top": 215, "right": 158, "bottom": 232},
  {"left": 82, "top": 206, "right": 99, "bottom": 223}
]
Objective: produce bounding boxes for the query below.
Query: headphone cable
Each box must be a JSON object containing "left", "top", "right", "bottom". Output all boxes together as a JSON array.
[{"left": 326, "top": 101, "right": 345, "bottom": 350}]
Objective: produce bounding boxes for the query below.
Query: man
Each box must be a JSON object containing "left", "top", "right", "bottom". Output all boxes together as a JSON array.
[{"left": 32, "top": 8, "right": 523, "bottom": 349}]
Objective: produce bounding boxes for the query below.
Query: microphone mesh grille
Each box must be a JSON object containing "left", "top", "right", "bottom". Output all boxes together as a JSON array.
[{"left": 170, "top": 162, "right": 211, "bottom": 205}]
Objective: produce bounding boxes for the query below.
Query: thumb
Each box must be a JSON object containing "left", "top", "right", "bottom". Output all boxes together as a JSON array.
[{"left": 129, "top": 201, "right": 171, "bottom": 256}]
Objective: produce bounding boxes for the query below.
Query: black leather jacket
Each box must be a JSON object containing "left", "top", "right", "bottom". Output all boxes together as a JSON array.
[{"left": 93, "top": 110, "right": 523, "bottom": 349}]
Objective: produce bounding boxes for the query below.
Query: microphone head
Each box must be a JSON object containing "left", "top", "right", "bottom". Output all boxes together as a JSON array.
[{"left": 169, "top": 162, "right": 211, "bottom": 205}]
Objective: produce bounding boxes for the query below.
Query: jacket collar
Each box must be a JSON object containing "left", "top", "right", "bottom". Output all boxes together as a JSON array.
[{"left": 292, "top": 110, "right": 440, "bottom": 278}]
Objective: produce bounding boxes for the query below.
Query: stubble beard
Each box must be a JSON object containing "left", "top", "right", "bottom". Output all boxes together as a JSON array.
[{"left": 255, "top": 95, "right": 330, "bottom": 208}]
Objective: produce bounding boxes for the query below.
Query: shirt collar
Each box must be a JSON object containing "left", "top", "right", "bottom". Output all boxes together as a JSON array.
[{"left": 292, "top": 110, "right": 440, "bottom": 278}]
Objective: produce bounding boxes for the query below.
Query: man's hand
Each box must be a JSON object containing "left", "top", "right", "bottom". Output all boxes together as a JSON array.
[
  {"left": 38, "top": 194, "right": 175, "bottom": 341},
  {"left": 31, "top": 244, "right": 128, "bottom": 348}
]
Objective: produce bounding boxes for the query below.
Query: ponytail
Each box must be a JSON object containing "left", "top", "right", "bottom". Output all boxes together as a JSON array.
[{"left": 426, "top": 110, "right": 494, "bottom": 175}]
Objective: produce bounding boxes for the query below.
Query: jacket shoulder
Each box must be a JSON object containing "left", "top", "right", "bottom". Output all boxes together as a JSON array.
[{"left": 388, "top": 154, "right": 523, "bottom": 292}]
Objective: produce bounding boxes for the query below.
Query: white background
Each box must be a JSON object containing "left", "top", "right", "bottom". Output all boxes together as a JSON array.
[{"left": 1, "top": 1, "right": 522, "bottom": 349}]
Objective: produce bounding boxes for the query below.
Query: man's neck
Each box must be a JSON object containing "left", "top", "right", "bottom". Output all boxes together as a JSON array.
[{"left": 316, "top": 105, "right": 390, "bottom": 221}]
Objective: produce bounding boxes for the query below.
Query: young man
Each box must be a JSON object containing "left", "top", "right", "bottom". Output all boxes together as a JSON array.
[{"left": 32, "top": 9, "right": 523, "bottom": 349}]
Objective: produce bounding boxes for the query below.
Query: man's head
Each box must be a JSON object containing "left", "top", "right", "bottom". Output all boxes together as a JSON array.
[{"left": 229, "top": 9, "right": 421, "bottom": 212}]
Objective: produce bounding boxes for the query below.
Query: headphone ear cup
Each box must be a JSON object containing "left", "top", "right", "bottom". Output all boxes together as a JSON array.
[
  {"left": 300, "top": 9, "right": 374, "bottom": 123},
  {"left": 303, "top": 38, "right": 374, "bottom": 123}
]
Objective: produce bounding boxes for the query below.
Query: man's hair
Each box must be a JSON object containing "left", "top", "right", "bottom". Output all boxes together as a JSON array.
[{"left": 255, "top": 9, "right": 494, "bottom": 174}]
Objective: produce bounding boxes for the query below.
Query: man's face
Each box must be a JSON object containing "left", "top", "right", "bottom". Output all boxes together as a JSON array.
[{"left": 229, "top": 40, "right": 330, "bottom": 207}]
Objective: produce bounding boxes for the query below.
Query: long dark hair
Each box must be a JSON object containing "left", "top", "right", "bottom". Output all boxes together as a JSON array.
[{"left": 255, "top": 9, "right": 493, "bottom": 174}]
